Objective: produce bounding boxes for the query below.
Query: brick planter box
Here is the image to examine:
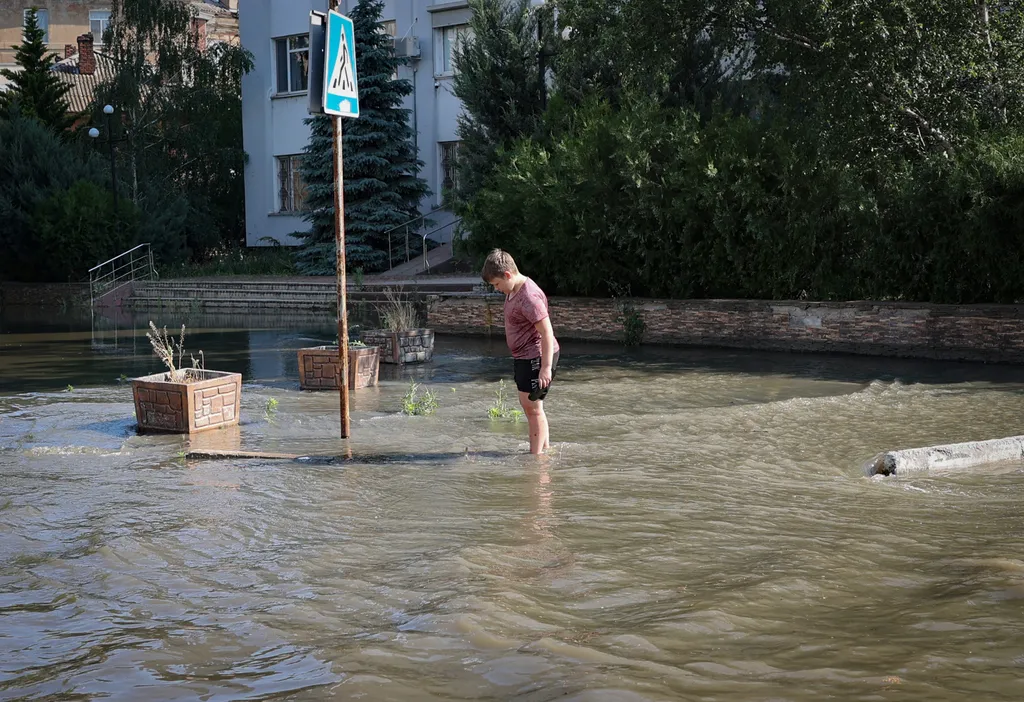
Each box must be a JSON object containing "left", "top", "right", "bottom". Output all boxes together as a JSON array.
[
  {"left": 132, "top": 370, "right": 242, "bottom": 434},
  {"left": 360, "top": 329, "right": 434, "bottom": 364},
  {"left": 297, "top": 345, "right": 380, "bottom": 390}
]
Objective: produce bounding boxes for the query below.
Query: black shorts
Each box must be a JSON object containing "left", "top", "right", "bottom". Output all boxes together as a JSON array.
[{"left": 513, "top": 352, "right": 559, "bottom": 401}]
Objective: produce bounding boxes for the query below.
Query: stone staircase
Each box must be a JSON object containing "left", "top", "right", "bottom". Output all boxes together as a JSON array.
[{"left": 125, "top": 275, "right": 481, "bottom": 312}]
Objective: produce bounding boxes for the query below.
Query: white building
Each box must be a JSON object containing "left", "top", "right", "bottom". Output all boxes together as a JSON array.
[{"left": 240, "top": 0, "right": 481, "bottom": 248}]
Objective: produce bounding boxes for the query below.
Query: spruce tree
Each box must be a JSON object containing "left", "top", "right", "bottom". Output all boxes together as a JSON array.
[
  {"left": 295, "top": 0, "right": 429, "bottom": 275},
  {"left": 0, "top": 8, "right": 75, "bottom": 132},
  {"left": 451, "top": 0, "right": 545, "bottom": 207}
]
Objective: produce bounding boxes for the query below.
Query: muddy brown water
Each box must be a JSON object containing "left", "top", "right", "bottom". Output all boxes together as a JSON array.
[{"left": 2, "top": 309, "right": 1024, "bottom": 700}]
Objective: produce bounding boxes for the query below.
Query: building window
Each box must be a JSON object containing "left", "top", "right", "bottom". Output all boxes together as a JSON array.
[
  {"left": 276, "top": 155, "right": 307, "bottom": 213},
  {"left": 89, "top": 10, "right": 111, "bottom": 43},
  {"left": 434, "top": 24, "right": 470, "bottom": 76},
  {"left": 274, "top": 35, "right": 309, "bottom": 94},
  {"left": 23, "top": 8, "right": 49, "bottom": 44},
  {"left": 439, "top": 141, "right": 461, "bottom": 203},
  {"left": 379, "top": 20, "right": 397, "bottom": 79}
]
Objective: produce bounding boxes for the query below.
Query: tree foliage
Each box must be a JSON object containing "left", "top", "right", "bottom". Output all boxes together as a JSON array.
[
  {"left": 294, "top": 0, "right": 429, "bottom": 274},
  {"left": 0, "top": 8, "right": 75, "bottom": 132},
  {"left": 0, "top": 113, "right": 136, "bottom": 282},
  {"left": 459, "top": 0, "right": 1024, "bottom": 304},
  {"left": 99, "top": 0, "right": 252, "bottom": 263},
  {"left": 451, "top": 0, "right": 546, "bottom": 206}
]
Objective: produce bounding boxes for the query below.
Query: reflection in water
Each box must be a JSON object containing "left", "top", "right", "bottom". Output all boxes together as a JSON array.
[{"left": 2, "top": 310, "right": 1024, "bottom": 700}]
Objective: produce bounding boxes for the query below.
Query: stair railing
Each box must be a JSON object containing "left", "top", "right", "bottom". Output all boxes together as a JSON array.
[
  {"left": 382, "top": 208, "right": 449, "bottom": 269},
  {"left": 89, "top": 243, "right": 155, "bottom": 309}
]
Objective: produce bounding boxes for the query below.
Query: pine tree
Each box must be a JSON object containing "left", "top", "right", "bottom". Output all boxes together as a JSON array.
[
  {"left": 294, "top": 0, "right": 429, "bottom": 275},
  {"left": 0, "top": 8, "right": 75, "bottom": 132},
  {"left": 451, "top": 0, "right": 546, "bottom": 207}
]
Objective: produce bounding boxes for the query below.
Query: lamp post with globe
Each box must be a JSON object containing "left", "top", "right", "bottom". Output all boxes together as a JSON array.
[{"left": 88, "top": 104, "right": 120, "bottom": 213}]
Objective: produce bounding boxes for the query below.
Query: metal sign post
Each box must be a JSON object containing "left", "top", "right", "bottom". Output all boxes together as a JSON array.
[{"left": 317, "top": 3, "right": 360, "bottom": 438}]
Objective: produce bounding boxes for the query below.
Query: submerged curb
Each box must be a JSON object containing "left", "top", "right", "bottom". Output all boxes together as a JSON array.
[{"left": 866, "top": 435, "right": 1024, "bottom": 476}]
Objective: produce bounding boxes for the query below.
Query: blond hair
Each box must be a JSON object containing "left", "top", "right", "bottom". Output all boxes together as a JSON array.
[{"left": 481, "top": 248, "right": 519, "bottom": 282}]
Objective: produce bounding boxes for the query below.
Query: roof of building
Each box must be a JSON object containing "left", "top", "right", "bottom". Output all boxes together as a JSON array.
[
  {"left": 51, "top": 51, "right": 117, "bottom": 115},
  {"left": 194, "top": 0, "right": 237, "bottom": 19}
]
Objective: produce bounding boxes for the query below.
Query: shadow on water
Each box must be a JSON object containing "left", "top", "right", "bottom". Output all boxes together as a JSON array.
[
  {"left": 3, "top": 306, "right": 1024, "bottom": 394},
  {"left": 193, "top": 450, "right": 521, "bottom": 467}
]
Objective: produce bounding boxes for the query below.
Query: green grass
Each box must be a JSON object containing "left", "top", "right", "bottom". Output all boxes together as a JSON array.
[
  {"left": 264, "top": 397, "right": 279, "bottom": 421},
  {"left": 487, "top": 379, "right": 524, "bottom": 422},
  {"left": 158, "top": 246, "right": 297, "bottom": 279},
  {"left": 401, "top": 381, "right": 438, "bottom": 416}
]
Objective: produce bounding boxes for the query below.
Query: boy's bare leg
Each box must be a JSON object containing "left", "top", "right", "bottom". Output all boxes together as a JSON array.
[{"left": 519, "top": 391, "right": 549, "bottom": 455}]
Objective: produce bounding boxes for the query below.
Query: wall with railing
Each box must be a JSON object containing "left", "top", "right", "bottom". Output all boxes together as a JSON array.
[{"left": 89, "top": 243, "right": 156, "bottom": 309}]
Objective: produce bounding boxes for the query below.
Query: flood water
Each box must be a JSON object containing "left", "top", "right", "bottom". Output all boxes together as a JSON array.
[{"left": 3, "top": 309, "right": 1024, "bottom": 701}]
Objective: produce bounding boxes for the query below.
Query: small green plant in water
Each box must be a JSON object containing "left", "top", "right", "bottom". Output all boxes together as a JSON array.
[
  {"left": 610, "top": 283, "right": 646, "bottom": 347},
  {"left": 402, "top": 381, "right": 438, "bottom": 416},
  {"left": 488, "top": 379, "right": 524, "bottom": 422},
  {"left": 621, "top": 301, "right": 646, "bottom": 347},
  {"left": 264, "top": 397, "right": 279, "bottom": 420}
]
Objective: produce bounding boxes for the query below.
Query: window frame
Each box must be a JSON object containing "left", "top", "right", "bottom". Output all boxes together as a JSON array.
[
  {"left": 276, "top": 154, "right": 307, "bottom": 214},
  {"left": 89, "top": 9, "right": 112, "bottom": 44},
  {"left": 439, "top": 141, "right": 461, "bottom": 205},
  {"left": 379, "top": 19, "right": 398, "bottom": 80},
  {"left": 23, "top": 8, "right": 50, "bottom": 44},
  {"left": 273, "top": 34, "right": 310, "bottom": 96},
  {"left": 434, "top": 24, "right": 471, "bottom": 77}
]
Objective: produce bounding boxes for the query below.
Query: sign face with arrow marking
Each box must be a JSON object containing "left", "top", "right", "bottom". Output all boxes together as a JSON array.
[{"left": 323, "top": 10, "right": 359, "bottom": 118}]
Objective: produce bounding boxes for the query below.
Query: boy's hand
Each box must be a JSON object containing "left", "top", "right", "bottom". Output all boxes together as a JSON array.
[{"left": 538, "top": 366, "right": 552, "bottom": 389}]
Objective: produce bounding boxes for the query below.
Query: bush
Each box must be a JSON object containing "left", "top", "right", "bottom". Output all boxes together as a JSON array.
[
  {"left": 0, "top": 114, "right": 111, "bottom": 281},
  {"left": 463, "top": 98, "right": 1024, "bottom": 304},
  {"left": 30, "top": 180, "right": 140, "bottom": 281}
]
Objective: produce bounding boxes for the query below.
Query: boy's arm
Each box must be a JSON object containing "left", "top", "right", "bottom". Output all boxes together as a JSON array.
[{"left": 535, "top": 317, "right": 556, "bottom": 388}]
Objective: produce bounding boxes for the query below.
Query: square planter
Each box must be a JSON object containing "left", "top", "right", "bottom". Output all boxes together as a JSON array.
[
  {"left": 132, "top": 370, "right": 242, "bottom": 434},
  {"left": 297, "top": 345, "right": 380, "bottom": 391},
  {"left": 360, "top": 329, "right": 434, "bottom": 364}
]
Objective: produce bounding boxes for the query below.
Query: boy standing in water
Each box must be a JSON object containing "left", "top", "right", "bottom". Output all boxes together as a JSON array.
[{"left": 482, "top": 249, "right": 560, "bottom": 455}]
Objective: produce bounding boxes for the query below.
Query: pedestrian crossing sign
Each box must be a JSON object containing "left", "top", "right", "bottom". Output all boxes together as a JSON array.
[{"left": 324, "top": 10, "right": 359, "bottom": 118}]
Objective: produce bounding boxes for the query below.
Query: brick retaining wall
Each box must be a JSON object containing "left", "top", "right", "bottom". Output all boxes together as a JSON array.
[
  {"left": 0, "top": 283, "right": 90, "bottom": 309},
  {"left": 427, "top": 294, "right": 1024, "bottom": 364}
]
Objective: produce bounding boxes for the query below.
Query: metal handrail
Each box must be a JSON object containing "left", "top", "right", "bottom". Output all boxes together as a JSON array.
[
  {"left": 381, "top": 207, "right": 447, "bottom": 236},
  {"left": 88, "top": 243, "right": 152, "bottom": 274},
  {"left": 384, "top": 207, "right": 450, "bottom": 269},
  {"left": 89, "top": 242, "right": 156, "bottom": 308},
  {"left": 420, "top": 217, "right": 462, "bottom": 273}
]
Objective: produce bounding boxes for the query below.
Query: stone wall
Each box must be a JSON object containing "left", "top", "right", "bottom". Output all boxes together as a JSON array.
[
  {"left": 0, "top": 283, "right": 89, "bottom": 309},
  {"left": 427, "top": 294, "right": 1024, "bottom": 364}
]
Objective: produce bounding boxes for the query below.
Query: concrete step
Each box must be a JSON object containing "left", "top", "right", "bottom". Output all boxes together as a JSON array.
[
  {"left": 376, "top": 243, "right": 455, "bottom": 280},
  {"left": 127, "top": 297, "right": 336, "bottom": 309},
  {"left": 139, "top": 277, "right": 477, "bottom": 292},
  {"left": 124, "top": 276, "right": 483, "bottom": 312}
]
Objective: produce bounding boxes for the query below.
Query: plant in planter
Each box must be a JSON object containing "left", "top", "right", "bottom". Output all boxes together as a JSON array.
[
  {"left": 296, "top": 339, "right": 380, "bottom": 391},
  {"left": 131, "top": 322, "right": 242, "bottom": 433},
  {"left": 362, "top": 287, "right": 435, "bottom": 364}
]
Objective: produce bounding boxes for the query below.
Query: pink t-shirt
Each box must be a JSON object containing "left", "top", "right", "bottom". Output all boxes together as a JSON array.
[{"left": 504, "top": 278, "right": 559, "bottom": 359}]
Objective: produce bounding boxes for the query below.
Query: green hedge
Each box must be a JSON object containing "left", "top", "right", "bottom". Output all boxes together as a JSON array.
[{"left": 463, "top": 99, "right": 1024, "bottom": 303}]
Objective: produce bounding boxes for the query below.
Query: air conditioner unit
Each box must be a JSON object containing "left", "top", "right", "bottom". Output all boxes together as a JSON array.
[{"left": 393, "top": 36, "right": 420, "bottom": 59}]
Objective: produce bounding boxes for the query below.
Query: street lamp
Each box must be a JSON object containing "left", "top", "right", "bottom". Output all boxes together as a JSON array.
[{"left": 88, "top": 104, "right": 120, "bottom": 213}]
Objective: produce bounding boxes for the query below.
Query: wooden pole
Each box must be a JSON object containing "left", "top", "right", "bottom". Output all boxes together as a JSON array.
[
  {"left": 331, "top": 0, "right": 350, "bottom": 438},
  {"left": 334, "top": 114, "right": 351, "bottom": 438}
]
